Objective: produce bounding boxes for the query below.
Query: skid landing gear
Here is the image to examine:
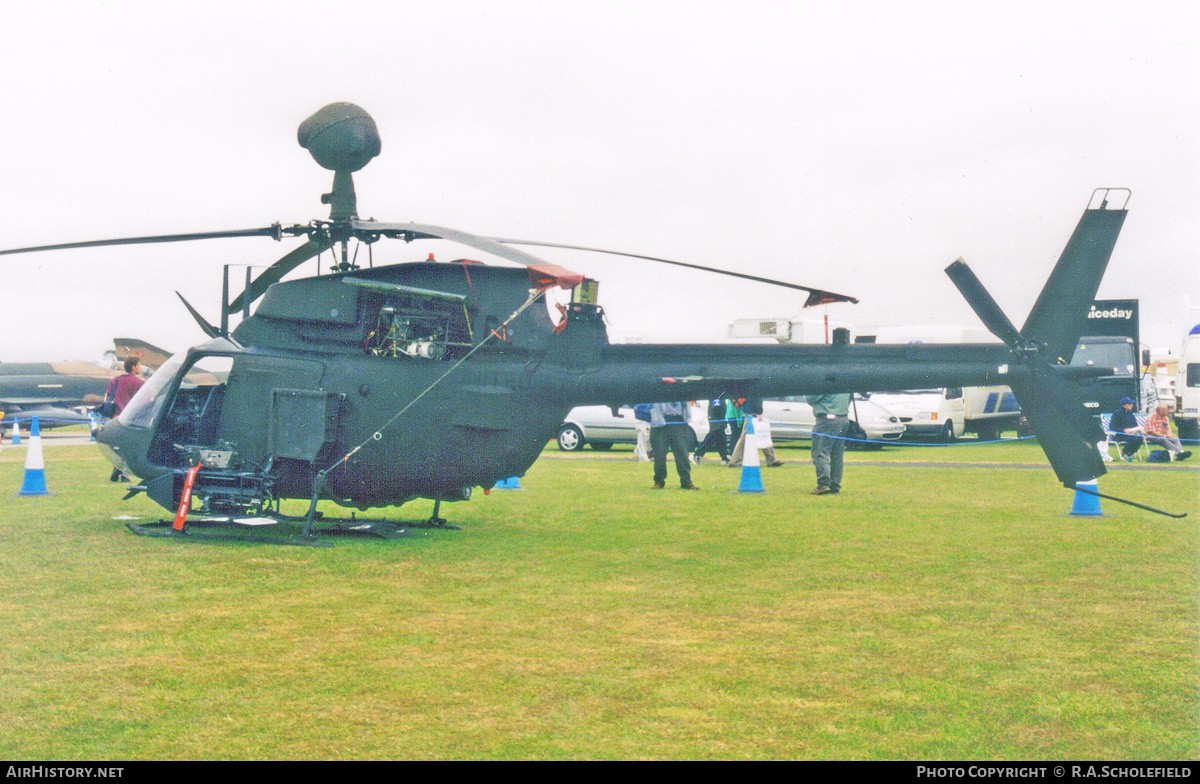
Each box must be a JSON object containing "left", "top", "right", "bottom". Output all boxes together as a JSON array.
[
  {"left": 316, "top": 501, "right": 463, "bottom": 538},
  {"left": 125, "top": 516, "right": 334, "bottom": 547},
  {"left": 125, "top": 499, "right": 460, "bottom": 546}
]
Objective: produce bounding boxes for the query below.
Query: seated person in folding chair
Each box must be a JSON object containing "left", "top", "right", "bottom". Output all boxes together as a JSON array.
[
  {"left": 1145, "top": 403, "right": 1192, "bottom": 462},
  {"left": 1109, "top": 396, "right": 1144, "bottom": 461}
]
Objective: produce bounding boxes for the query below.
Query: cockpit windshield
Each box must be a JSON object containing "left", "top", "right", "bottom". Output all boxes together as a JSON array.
[{"left": 118, "top": 350, "right": 188, "bottom": 428}]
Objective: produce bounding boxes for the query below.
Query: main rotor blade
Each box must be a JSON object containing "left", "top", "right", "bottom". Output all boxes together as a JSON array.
[
  {"left": 0, "top": 225, "right": 300, "bottom": 257},
  {"left": 227, "top": 238, "right": 331, "bottom": 313},
  {"left": 351, "top": 219, "right": 587, "bottom": 290},
  {"left": 490, "top": 238, "right": 859, "bottom": 307},
  {"left": 944, "top": 258, "right": 1024, "bottom": 347},
  {"left": 350, "top": 220, "right": 553, "bottom": 268}
]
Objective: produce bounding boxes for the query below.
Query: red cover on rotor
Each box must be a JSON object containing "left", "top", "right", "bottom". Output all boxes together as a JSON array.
[{"left": 528, "top": 264, "right": 585, "bottom": 291}]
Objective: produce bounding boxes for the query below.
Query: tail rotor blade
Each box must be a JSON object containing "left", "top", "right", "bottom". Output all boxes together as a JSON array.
[
  {"left": 1021, "top": 194, "right": 1128, "bottom": 362},
  {"left": 945, "top": 258, "right": 1023, "bottom": 347},
  {"left": 1011, "top": 365, "right": 1107, "bottom": 487}
]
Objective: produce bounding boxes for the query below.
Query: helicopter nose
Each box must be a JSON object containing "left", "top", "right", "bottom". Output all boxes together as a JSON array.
[{"left": 95, "top": 418, "right": 139, "bottom": 478}]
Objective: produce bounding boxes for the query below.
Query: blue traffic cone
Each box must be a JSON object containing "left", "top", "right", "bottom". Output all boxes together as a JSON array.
[
  {"left": 495, "top": 476, "right": 523, "bottom": 490},
  {"left": 11, "top": 420, "right": 21, "bottom": 445},
  {"left": 19, "top": 418, "right": 49, "bottom": 496},
  {"left": 736, "top": 417, "right": 765, "bottom": 493},
  {"left": 1069, "top": 479, "right": 1103, "bottom": 516}
]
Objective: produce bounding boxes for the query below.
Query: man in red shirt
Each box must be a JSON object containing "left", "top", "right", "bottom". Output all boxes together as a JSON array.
[
  {"left": 106, "top": 358, "right": 146, "bottom": 481},
  {"left": 108, "top": 357, "right": 146, "bottom": 414},
  {"left": 1145, "top": 404, "right": 1192, "bottom": 461}
]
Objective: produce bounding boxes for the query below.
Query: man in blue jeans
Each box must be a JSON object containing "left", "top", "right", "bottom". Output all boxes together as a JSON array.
[{"left": 649, "top": 401, "right": 698, "bottom": 490}]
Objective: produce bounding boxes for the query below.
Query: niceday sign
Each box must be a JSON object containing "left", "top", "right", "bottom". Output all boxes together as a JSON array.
[{"left": 1084, "top": 298, "right": 1139, "bottom": 347}]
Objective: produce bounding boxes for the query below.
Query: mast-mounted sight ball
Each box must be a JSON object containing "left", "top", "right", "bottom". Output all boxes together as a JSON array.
[{"left": 298, "top": 103, "right": 381, "bottom": 173}]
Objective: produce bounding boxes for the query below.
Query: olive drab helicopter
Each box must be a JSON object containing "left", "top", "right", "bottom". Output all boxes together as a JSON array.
[{"left": 0, "top": 103, "right": 1180, "bottom": 545}]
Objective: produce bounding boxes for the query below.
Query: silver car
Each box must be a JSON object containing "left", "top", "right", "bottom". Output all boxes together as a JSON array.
[
  {"left": 760, "top": 396, "right": 904, "bottom": 448},
  {"left": 557, "top": 404, "right": 709, "bottom": 452}
]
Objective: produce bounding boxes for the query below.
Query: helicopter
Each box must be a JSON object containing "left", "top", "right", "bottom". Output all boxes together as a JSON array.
[{"left": 1, "top": 103, "right": 1171, "bottom": 543}]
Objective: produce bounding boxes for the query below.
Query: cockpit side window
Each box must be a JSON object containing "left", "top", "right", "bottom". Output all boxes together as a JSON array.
[{"left": 119, "top": 351, "right": 188, "bottom": 428}]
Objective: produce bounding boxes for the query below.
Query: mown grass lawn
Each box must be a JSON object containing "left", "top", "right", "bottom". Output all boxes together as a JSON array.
[{"left": 1, "top": 439, "right": 1196, "bottom": 760}]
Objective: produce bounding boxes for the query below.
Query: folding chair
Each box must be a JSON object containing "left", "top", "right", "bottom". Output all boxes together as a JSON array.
[{"left": 1101, "top": 413, "right": 1148, "bottom": 461}]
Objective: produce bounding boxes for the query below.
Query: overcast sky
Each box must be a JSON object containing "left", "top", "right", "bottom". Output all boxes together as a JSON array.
[{"left": 1, "top": 0, "right": 1196, "bottom": 362}]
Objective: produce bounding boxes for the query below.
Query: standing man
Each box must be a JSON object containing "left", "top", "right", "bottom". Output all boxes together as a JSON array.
[
  {"left": 106, "top": 357, "right": 146, "bottom": 481},
  {"left": 724, "top": 397, "right": 746, "bottom": 460},
  {"left": 806, "top": 391, "right": 851, "bottom": 495},
  {"left": 110, "top": 357, "right": 146, "bottom": 414},
  {"left": 694, "top": 397, "right": 729, "bottom": 463},
  {"left": 649, "top": 401, "right": 698, "bottom": 490}
]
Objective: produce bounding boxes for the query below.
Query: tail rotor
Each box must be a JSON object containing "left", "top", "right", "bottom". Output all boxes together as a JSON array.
[{"left": 943, "top": 192, "right": 1131, "bottom": 489}]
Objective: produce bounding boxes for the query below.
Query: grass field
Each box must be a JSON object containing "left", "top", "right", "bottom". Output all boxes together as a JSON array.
[{"left": 1, "top": 437, "right": 1197, "bottom": 760}]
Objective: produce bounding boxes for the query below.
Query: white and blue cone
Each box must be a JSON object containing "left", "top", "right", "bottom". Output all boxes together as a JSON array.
[
  {"left": 1069, "top": 478, "right": 1103, "bottom": 516},
  {"left": 736, "top": 417, "right": 765, "bottom": 493},
  {"left": 19, "top": 417, "right": 49, "bottom": 496}
]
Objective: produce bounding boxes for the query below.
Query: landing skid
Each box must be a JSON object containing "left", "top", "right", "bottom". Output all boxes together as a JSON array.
[
  {"left": 125, "top": 518, "right": 334, "bottom": 547},
  {"left": 124, "top": 498, "right": 460, "bottom": 546}
]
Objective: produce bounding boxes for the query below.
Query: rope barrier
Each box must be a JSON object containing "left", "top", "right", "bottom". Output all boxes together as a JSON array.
[
  {"left": 695, "top": 416, "right": 1200, "bottom": 447},
  {"left": 1, "top": 417, "right": 94, "bottom": 425},
  {"left": 698, "top": 415, "right": 1037, "bottom": 447}
]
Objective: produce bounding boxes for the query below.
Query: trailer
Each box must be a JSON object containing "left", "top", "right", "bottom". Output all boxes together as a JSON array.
[{"left": 1177, "top": 327, "right": 1200, "bottom": 441}]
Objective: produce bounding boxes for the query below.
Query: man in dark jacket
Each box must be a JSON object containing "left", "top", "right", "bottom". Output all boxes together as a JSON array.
[
  {"left": 1109, "top": 396, "right": 1144, "bottom": 461},
  {"left": 694, "top": 398, "right": 729, "bottom": 463}
]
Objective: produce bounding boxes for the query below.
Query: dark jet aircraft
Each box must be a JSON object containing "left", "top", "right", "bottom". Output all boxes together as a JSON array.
[{"left": 0, "top": 360, "right": 112, "bottom": 430}]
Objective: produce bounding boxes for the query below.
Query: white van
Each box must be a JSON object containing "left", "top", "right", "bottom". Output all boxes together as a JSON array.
[
  {"left": 865, "top": 386, "right": 1018, "bottom": 441},
  {"left": 864, "top": 326, "right": 1019, "bottom": 440}
]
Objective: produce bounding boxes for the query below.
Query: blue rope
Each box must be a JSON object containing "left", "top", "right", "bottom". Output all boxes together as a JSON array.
[
  {"left": 2, "top": 416, "right": 95, "bottom": 425},
  {"left": 710, "top": 416, "right": 1036, "bottom": 448}
]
